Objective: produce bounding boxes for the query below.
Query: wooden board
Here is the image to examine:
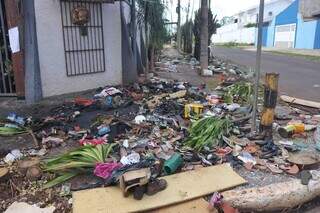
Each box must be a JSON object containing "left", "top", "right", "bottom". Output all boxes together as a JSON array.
[
  {"left": 73, "top": 164, "right": 246, "bottom": 213},
  {"left": 151, "top": 198, "right": 217, "bottom": 213},
  {"left": 280, "top": 95, "right": 320, "bottom": 109}
]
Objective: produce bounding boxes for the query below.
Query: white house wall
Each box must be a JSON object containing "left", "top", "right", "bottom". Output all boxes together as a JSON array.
[
  {"left": 34, "top": 0, "right": 122, "bottom": 97},
  {"left": 212, "top": 25, "right": 256, "bottom": 44}
]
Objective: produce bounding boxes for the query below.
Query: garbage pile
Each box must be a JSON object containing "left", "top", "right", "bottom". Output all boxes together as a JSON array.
[{"left": 1, "top": 73, "right": 320, "bottom": 212}]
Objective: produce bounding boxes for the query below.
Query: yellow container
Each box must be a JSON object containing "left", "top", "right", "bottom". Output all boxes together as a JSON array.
[
  {"left": 184, "top": 103, "right": 204, "bottom": 119},
  {"left": 293, "top": 123, "right": 305, "bottom": 133}
]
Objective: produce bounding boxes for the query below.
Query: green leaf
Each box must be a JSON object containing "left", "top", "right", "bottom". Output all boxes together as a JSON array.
[{"left": 43, "top": 172, "right": 78, "bottom": 189}]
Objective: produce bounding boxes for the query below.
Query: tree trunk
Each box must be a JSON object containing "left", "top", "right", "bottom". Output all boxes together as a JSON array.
[
  {"left": 200, "top": 0, "right": 208, "bottom": 74},
  {"left": 222, "top": 179, "right": 320, "bottom": 212},
  {"left": 177, "top": 0, "right": 181, "bottom": 49},
  {"left": 144, "top": 1, "right": 149, "bottom": 75},
  {"left": 150, "top": 46, "right": 155, "bottom": 72}
]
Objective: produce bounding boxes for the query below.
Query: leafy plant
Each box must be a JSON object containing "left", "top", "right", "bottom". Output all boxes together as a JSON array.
[
  {"left": 244, "top": 23, "right": 257, "bottom": 28},
  {"left": 42, "top": 144, "right": 116, "bottom": 188},
  {"left": 185, "top": 117, "right": 232, "bottom": 151},
  {"left": 223, "top": 82, "right": 253, "bottom": 104},
  {"left": 137, "top": 0, "right": 169, "bottom": 50},
  {"left": 193, "top": 9, "right": 219, "bottom": 60},
  {"left": 181, "top": 21, "right": 193, "bottom": 53},
  {"left": 0, "top": 120, "right": 27, "bottom": 136},
  {"left": 0, "top": 126, "right": 27, "bottom": 136}
]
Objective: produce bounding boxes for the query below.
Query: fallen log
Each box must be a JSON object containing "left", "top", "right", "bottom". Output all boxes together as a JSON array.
[
  {"left": 222, "top": 178, "right": 320, "bottom": 211},
  {"left": 280, "top": 95, "right": 320, "bottom": 109}
]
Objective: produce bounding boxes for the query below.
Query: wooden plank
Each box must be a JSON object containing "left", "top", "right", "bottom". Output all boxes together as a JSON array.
[
  {"left": 280, "top": 95, "right": 320, "bottom": 109},
  {"left": 73, "top": 164, "right": 246, "bottom": 213},
  {"left": 151, "top": 198, "right": 217, "bottom": 213}
]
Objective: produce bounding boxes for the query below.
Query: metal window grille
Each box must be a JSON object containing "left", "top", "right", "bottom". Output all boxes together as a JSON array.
[
  {"left": 60, "top": 0, "right": 105, "bottom": 76},
  {"left": 0, "top": 0, "right": 15, "bottom": 95}
]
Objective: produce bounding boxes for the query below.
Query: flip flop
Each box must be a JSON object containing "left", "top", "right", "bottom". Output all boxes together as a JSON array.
[{"left": 266, "top": 163, "right": 283, "bottom": 174}]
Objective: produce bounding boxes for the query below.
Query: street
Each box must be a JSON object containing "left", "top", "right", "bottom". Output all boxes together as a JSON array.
[{"left": 213, "top": 47, "right": 320, "bottom": 102}]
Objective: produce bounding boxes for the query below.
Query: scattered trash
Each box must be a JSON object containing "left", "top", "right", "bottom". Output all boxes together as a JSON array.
[
  {"left": 164, "top": 153, "right": 183, "bottom": 174},
  {"left": 4, "top": 149, "right": 23, "bottom": 164},
  {"left": 0, "top": 167, "right": 9, "bottom": 182},
  {"left": 237, "top": 151, "right": 256, "bottom": 165},
  {"left": 120, "top": 152, "right": 140, "bottom": 165},
  {"left": 209, "top": 192, "right": 223, "bottom": 208},
  {"left": 278, "top": 123, "right": 305, "bottom": 138},
  {"left": 1, "top": 52, "right": 320, "bottom": 213},
  {"left": 4, "top": 202, "right": 55, "bottom": 213},
  {"left": 135, "top": 115, "right": 146, "bottom": 124}
]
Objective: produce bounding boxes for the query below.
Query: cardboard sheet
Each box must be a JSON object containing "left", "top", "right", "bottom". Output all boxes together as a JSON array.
[
  {"left": 73, "top": 164, "right": 246, "bottom": 213},
  {"left": 151, "top": 198, "right": 217, "bottom": 213}
]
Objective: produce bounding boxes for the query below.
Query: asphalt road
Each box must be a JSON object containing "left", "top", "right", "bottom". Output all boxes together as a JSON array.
[{"left": 213, "top": 47, "right": 320, "bottom": 102}]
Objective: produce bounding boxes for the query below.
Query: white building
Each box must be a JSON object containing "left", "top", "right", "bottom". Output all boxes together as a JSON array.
[{"left": 212, "top": 0, "right": 295, "bottom": 44}]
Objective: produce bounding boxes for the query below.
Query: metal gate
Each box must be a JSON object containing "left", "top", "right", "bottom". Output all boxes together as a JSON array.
[
  {"left": 0, "top": 0, "right": 15, "bottom": 96},
  {"left": 60, "top": 0, "right": 106, "bottom": 76}
]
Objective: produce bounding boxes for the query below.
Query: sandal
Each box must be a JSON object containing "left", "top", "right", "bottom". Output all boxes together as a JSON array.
[{"left": 146, "top": 179, "right": 167, "bottom": 196}]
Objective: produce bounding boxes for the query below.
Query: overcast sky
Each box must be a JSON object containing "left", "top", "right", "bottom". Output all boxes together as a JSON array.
[{"left": 167, "top": 0, "right": 273, "bottom": 23}]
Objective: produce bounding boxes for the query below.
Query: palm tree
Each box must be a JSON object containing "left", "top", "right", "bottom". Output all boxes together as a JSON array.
[{"left": 200, "top": 0, "right": 208, "bottom": 73}]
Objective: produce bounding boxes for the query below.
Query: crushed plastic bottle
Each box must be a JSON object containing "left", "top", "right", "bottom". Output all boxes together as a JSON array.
[{"left": 314, "top": 125, "right": 320, "bottom": 151}]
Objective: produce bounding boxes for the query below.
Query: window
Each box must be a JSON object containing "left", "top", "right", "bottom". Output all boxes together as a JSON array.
[
  {"left": 60, "top": 0, "right": 106, "bottom": 76},
  {"left": 268, "top": 11, "right": 273, "bottom": 16}
]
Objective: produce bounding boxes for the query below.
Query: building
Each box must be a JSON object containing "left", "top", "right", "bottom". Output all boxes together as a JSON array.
[
  {"left": 262, "top": 0, "right": 320, "bottom": 49},
  {"left": 212, "top": 0, "right": 294, "bottom": 44},
  {"left": 0, "top": 0, "right": 146, "bottom": 102}
]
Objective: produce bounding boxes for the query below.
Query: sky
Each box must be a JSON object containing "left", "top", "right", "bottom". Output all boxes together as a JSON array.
[{"left": 166, "top": 0, "right": 273, "bottom": 23}]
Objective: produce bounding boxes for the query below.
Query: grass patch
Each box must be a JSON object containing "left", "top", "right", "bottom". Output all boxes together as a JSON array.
[
  {"left": 268, "top": 51, "right": 320, "bottom": 62},
  {"left": 215, "top": 42, "right": 253, "bottom": 49}
]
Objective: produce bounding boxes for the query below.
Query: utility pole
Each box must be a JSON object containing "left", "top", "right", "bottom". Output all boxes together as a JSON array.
[
  {"left": 200, "top": 0, "right": 208, "bottom": 73},
  {"left": 177, "top": 0, "right": 181, "bottom": 49},
  {"left": 251, "top": 0, "right": 265, "bottom": 132}
]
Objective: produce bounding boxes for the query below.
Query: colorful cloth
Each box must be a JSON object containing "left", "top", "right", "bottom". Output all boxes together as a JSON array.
[{"left": 94, "top": 163, "right": 122, "bottom": 179}]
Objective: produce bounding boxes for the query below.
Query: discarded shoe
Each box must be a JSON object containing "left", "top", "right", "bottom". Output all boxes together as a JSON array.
[
  {"left": 133, "top": 185, "right": 146, "bottom": 200},
  {"left": 146, "top": 179, "right": 167, "bottom": 196}
]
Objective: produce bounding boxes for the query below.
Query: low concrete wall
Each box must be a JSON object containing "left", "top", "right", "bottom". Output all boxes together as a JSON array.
[
  {"left": 34, "top": 0, "right": 122, "bottom": 97},
  {"left": 212, "top": 26, "right": 256, "bottom": 44}
]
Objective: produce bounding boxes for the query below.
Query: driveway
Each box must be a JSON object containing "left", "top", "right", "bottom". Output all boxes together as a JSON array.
[{"left": 213, "top": 47, "right": 320, "bottom": 102}]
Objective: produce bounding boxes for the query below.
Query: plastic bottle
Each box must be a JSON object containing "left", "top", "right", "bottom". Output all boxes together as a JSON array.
[{"left": 164, "top": 153, "right": 183, "bottom": 174}]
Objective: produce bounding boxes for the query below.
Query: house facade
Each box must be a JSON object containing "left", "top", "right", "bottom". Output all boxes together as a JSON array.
[
  {"left": 262, "top": 0, "right": 320, "bottom": 49},
  {"left": 0, "top": 0, "right": 146, "bottom": 102},
  {"left": 212, "top": 0, "right": 294, "bottom": 44}
]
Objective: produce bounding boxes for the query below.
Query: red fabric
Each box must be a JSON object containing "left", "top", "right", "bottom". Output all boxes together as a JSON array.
[
  {"left": 94, "top": 163, "right": 122, "bottom": 179},
  {"left": 79, "top": 138, "right": 106, "bottom": 146}
]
